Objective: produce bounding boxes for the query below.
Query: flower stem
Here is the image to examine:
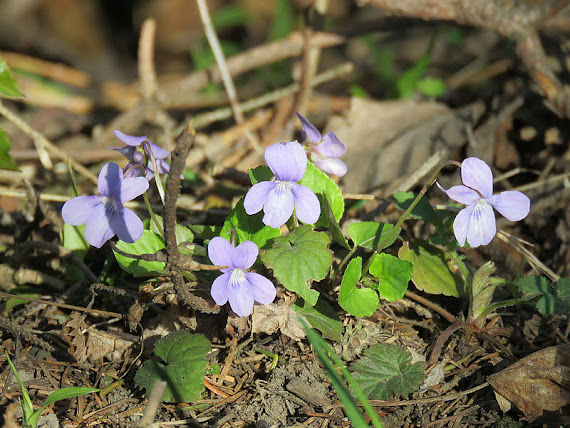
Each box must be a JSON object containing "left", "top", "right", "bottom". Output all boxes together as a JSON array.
[
  {"left": 377, "top": 161, "right": 454, "bottom": 251},
  {"left": 144, "top": 141, "right": 166, "bottom": 204},
  {"left": 144, "top": 192, "right": 163, "bottom": 236}
]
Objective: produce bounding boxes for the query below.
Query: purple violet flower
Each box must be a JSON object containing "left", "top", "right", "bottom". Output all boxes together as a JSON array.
[
  {"left": 62, "top": 162, "right": 149, "bottom": 248},
  {"left": 112, "top": 130, "right": 170, "bottom": 180},
  {"left": 296, "top": 112, "right": 347, "bottom": 177},
  {"left": 244, "top": 141, "right": 320, "bottom": 228},
  {"left": 438, "top": 157, "right": 531, "bottom": 248},
  {"left": 208, "top": 237, "right": 276, "bottom": 317}
]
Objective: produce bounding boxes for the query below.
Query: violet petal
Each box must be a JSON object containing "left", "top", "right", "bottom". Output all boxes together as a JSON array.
[
  {"left": 84, "top": 203, "right": 115, "bottom": 248},
  {"left": 314, "top": 132, "right": 346, "bottom": 157},
  {"left": 291, "top": 183, "right": 320, "bottom": 225},
  {"left": 440, "top": 184, "right": 481, "bottom": 205},
  {"left": 113, "top": 206, "right": 144, "bottom": 243},
  {"left": 208, "top": 237, "right": 236, "bottom": 267},
  {"left": 145, "top": 142, "right": 170, "bottom": 160},
  {"left": 211, "top": 273, "right": 230, "bottom": 305},
  {"left": 98, "top": 162, "right": 123, "bottom": 199},
  {"left": 265, "top": 142, "right": 307, "bottom": 182},
  {"left": 296, "top": 112, "right": 321, "bottom": 144},
  {"left": 246, "top": 272, "right": 276, "bottom": 304},
  {"left": 62, "top": 195, "right": 100, "bottom": 226},
  {"left": 233, "top": 241, "right": 259, "bottom": 270},
  {"left": 227, "top": 275, "right": 255, "bottom": 317},
  {"left": 262, "top": 183, "right": 295, "bottom": 228},
  {"left": 313, "top": 156, "right": 347, "bottom": 177},
  {"left": 460, "top": 201, "right": 497, "bottom": 248},
  {"left": 488, "top": 191, "right": 530, "bottom": 222},
  {"left": 244, "top": 181, "right": 275, "bottom": 215},
  {"left": 118, "top": 176, "right": 149, "bottom": 204},
  {"left": 460, "top": 157, "right": 493, "bottom": 198},
  {"left": 114, "top": 130, "right": 147, "bottom": 147}
]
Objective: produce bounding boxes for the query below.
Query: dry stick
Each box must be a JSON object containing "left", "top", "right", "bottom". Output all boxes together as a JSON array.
[
  {"left": 195, "top": 0, "right": 263, "bottom": 157},
  {"left": 0, "top": 100, "right": 98, "bottom": 184},
  {"left": 163, "top": 127, "right": 221, "bottom": 312},
  {"left": 360, "top": 0, "right": 570, "bottom": 116},
  {"left": 138, "top": 18, "right": 158, "bottom": 99},
  {"left": 138, "top": 379, "right": 166, "bottom": 428},
  {"left": 405, "top": 291, "right": 457, "bottom": 324},
  {"left": 137, "top": 17, "right": 175, "bottom": 152},
  {"left": 0, "top": 291, "right": 123, "bottom": 319}
]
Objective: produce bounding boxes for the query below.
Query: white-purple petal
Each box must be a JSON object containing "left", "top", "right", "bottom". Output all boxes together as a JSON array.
[
  {"left": 488, "top": 191, "right": 530, "bottom": 222},
  {"left": 145, "top": 142, "right": 170, "bottom": 160},
  {"left": 84, "top": 203, "right": 115, "bottom": 248},
  {"left": 211, "top": 272, "right": 231, "bottom": 305},
  {"left": 98, "top": 162, "right": 123, "bottom": 199},
  {"left": 118, "top": 177, "right": 149, "bottom": 204},
  {"left": 233, "top": 241, "right": 259, "bottom": 269},
  {"left": 456, "top": 201, "right": 496, "bottom": 248},
  {"left": 291, "top": 183, "right": 320, "bottom": 225},
  {"left": 460, "top": 157, "right": 493, "bottom": 198},
  {"left": 114, "top": 130, "right": 147, "bottom": 147},
  {"left": 262, "top": 182, "right": 295, "bottom": 228},
  {"left": 246, "top": 272, "right": 276, "bottom": 304},
  {"left": 440, "top": 184, "right": 481, "bottom": 205},
  {"left": 244, "top": 181, "right": 275, "bottom": 215},
  {"left": 62, "top": 195, "right": 101, "bottom": 226},
  {"left": 296, "top": 112, "right": 321, "bottom": 144},
  {"left": 227, "top": 272, "right": 255, "bottom": 317},
  {"left": 265, "top": 142, "right": 307, "bottom": 182},
  {"left": 113, "top": 206, "right": 144, "bottom": 243},
  {"left": 314, "top": 132, "right": 346, "bottom": 157},
  {"left": 313, "top": 156, "right": 347, "bottom": 177},
  {"left": 208, "top": 237, "right": 236, "bottom": 267}
]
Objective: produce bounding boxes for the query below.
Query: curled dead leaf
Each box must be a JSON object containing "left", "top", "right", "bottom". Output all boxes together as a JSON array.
[{"left": 487, "top": 344, "right": 570, "bottom": 421}]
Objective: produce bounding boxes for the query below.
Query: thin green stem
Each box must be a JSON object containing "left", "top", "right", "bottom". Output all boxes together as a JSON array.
[
  {"left": 144, "top": 193, "right": 163, "bottom": 236},
  {"left": 377, "top": 161, "right": 454, "bottom": 251},
  {"left": 332, "top": 247, "right": 357, "bottom": 279}
]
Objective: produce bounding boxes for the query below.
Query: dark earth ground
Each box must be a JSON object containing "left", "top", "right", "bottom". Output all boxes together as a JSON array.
[{"left": 0, "top": 1, "right": 568, "bottom": 427}]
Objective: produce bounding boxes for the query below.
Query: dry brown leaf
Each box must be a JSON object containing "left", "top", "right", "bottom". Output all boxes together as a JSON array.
[
  {"left": 62, "top": 312, "right": 88, "bottom": 363},
  {"left": 327, "top": 98, "right": 485, "bottom": 194},
  {"left": 251, "top": 300, "right": 305, "bottom": 341},
  {"left": 62, "top": 312, "right": 134, "bottom": 363},
  {"left": 487, "top": 344, "right": 570, "bottom": 421}
]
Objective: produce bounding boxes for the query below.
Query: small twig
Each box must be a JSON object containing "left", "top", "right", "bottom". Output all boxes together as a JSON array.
[
  {"left": 138, "top": 18, "right": 158, "bottom": 99},
  {"left": 138, "top": 379, "right": 166, "bottom": 428},
  {"left": 0, "top": 291, "right": 123, "bottom": 319},
  {"left": 0, "top": 100, "right": 97, "bottom": 184},
  {"left": 195, "top": 0, "right": 263, "bottom": 157},
  {"left": 405, "top": 290, "right": 458, "bottom": 324}
]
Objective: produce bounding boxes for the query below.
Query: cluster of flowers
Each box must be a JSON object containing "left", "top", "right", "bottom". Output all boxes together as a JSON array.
[{"left": 62, "top": 114, "right": 530, "bottom": 316}]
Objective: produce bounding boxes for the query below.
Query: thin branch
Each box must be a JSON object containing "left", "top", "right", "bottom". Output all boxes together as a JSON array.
[
  {"left": 195, "top": 0, "right": 263, "bottom": 157},
  {"left": 0, "top": 291, "right": 123, "bottom": 319},
  {"left": 138, "top": 17, "right": 158, "bottom": 99}
]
